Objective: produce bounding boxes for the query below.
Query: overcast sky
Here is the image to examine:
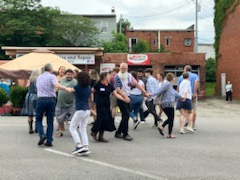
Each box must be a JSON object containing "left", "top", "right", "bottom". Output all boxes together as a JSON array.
[{"left": 41, "top": 0, "right": 215, "bottom": 44}]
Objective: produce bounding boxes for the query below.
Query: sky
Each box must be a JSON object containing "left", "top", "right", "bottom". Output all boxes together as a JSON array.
[{"left": 41, "top": 0, "right": 215, "bottom": 44}]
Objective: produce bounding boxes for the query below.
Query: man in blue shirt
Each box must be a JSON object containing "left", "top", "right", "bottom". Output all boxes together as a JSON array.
[
  {"left": 144, "top": 68, "right": 162, "bottom": 127},
  {"left": 178, "top": 65, "right": 199, "bottom": 130}
]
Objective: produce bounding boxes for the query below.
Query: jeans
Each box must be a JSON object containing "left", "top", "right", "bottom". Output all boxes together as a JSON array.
[
  {"left": 226, "top": 91, "right": 232, "bottom": 101},
  {"left": 36, "top": 98, "right": 56, "bottom": 143},
  {"left": 129, "top": 94, "right": 143, "bottom": 120},
  {"left": 117, "top": 99, "right": 130, "bottom": 137},
  {"left": 162, "top": 107, "right": 174, "bottom": 135}
]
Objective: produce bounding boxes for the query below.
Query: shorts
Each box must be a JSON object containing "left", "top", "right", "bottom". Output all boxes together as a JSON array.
[
  {"left": 176, "top": 99, "right": 192, "bottom": 111},
  {"left": 110, "top": 94, "right": 118, "bottom": 108},
  {"left": 55, "top": 105, "right": 75, "bottom": 123}
]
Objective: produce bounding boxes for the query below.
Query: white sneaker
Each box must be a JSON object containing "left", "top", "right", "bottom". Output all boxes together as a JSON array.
[
  {"left": 193, "top": 127, "right": 197, "bottom": 131},
  {"left": 186, "top": 126, "right": 194, "bottom": 132},
  {"left": 179, "top": 128, "right": 185, "bottom": 134},
  {"left": 78, "top": 149, "right": 91, "bottom": 156}
]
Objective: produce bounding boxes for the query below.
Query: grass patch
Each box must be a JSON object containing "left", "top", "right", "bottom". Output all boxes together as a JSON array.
[{"left": 206, "top": 82, "right": 216, "bottom": 96}]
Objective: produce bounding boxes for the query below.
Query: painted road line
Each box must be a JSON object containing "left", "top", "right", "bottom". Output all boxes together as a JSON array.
[{"left": 45, "top": 148, "right": 167, "bottom": 180}]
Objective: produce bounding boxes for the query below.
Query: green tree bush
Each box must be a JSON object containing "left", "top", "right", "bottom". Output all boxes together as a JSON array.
[
  {"left": 10, "top": 85, "right": 28, "bottom": 108},
  {"left": 133, "top": 39, "right": 150, "bottom": 53},
  {"left": 0, "top": 88, "right": 8, "bottom": 106},
  {"left": 206, "top": 58, "right": 216, "bottom": 82},
  {"left": 102, "top": 32, "right": 128, "bottom": 53}
]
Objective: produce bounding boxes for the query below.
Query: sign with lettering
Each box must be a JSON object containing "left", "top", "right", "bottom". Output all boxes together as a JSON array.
[
  {"left": 127, "top": 54, "right": 150, "bottom": 65},
  {"left": 100, "top": 63, "right": 115, "bottom": 73},
  {"left": 58, "top": 54, "right": 95, "bottom": 65}
]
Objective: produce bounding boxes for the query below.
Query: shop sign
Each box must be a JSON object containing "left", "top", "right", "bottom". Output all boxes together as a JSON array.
[
  {"left": 100, "top": 63, "right": 115, "bottom": 73},
  {"left": 58, "top": 54, "right": 95, "bottom": 65},
  {"left": 127, "top": 54, "right": 150, "bottom": 65}
]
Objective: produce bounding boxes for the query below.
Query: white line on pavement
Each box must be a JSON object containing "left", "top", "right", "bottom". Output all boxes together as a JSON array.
[
  {"left": 0, "top": 125, "right": 28, "bottom": 127},
  {"left": 45, "top": 148, "right": 167, "bottom": 180}
]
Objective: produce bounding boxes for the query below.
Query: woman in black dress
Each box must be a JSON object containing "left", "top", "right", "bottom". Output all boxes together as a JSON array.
[{"left": 91, "top": 72, "right": 129, "bottom": 142}]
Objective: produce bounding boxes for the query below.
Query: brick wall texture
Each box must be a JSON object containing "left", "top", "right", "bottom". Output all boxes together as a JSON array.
[
  {"left": 103, "top": 52, "right": 206, "bottom": 91},
  {"left": 216, "top": 4, "right": 240, "bottom": 99},
  {"left": 126, "top": 30, "right": 194, "bottom": 52}
]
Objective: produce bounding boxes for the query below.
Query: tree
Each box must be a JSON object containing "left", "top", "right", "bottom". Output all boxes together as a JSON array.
[
  {"left": 102, "top": 32, "right": 128, "bottom": 53},
  {"left": 133, "top": 39, "right": 150, "bottom": 53},
  {"left": 206, "top": 57, "right": 216, "bottom": 82},
  {"left": 0, "top": 0, "right": 101, "bottom": 58},
  {"left": 55, "top": 14, "right": 99, "bottom": 47},
  {"left": 117, "top": 18, "right": 131, "bottom": 34},
  {"left": 0, "top": 0, "right": 66, "bottom": 54}
]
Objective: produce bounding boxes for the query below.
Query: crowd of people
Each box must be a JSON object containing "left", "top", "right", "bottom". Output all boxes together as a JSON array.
[{"left": 22, "top": 63, "right": 200, "bottom": 156}]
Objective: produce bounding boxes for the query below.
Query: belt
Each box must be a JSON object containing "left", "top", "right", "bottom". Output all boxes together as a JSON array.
[{"left": 38, "top": 97, "right": 55, "bottom": 99}]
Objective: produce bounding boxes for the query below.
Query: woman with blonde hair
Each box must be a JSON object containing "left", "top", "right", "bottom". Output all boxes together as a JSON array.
[
  {"left": 89, "top": 69, "right": 99, "bottom": 124},
  {"left": 57, "top": 66, "right": 66, "bottom": 81},
  {"left": 22, "top": 69, "right": 42, "bottom": 134}
]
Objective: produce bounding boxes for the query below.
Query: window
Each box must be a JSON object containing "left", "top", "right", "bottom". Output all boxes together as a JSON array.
[
  {"left": 101, "top": 21, "right": 108, "bottom": 33},
  {"left": 152, "top": 39, "right": 156, "bottom": 46},
  {"left": 164, "top": 65, "right": 199, "bottom": 86},
  {"left": 165, "top": 37, "right": 170, "bottom": 46},
  {"left": 129, "top": 38, "right": 138, "bottom": 52},
  {"left": 184, "top": 38, "right": 192, "bottom": 46}
]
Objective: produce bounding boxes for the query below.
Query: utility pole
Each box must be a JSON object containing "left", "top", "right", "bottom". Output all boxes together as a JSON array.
[
  {"left": 119, "top": 14, "right": 122, "bottom": 33},
  {"left": 195, "top": 0, "right": 200, "bottom": 53}
]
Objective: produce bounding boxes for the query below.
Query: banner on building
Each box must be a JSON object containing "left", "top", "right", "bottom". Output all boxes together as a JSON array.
[
  {"left": 58, "top": 54, "right": 95, "bottom": 65},
  {"left": 127, "top": 54, "right": 150, "bottom": 65},
  {"left": 100, "top": 63, "right": 115, "bottom": 73}
]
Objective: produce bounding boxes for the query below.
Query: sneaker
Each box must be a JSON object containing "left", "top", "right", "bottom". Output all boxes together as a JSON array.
[
  {"left": 123, "top": 135, "right": 133, "bottom": 141},
  {"left": 38, "top": 136, "right": 47, "bottom": 146},
  {"left": 179, "top": 128, "right": 185, "bottom": 134},
  {"left": 140, "top": 120, "right": 146, "bottom": 124},
  {"left": 193, "top": 127, "right": 197, "bottom": 131},
  {"left": 44, "top": 142, "right": 52, "bottom": 147},
  {"left": 78, "top": 149, "right": 91, "bottom": 156},
  {"left": 115, "top": 132, "right": 123, "bottom": 139},
  {"left": 186, "top": 126, "right": 194, "bottom": 132},
  {"left": 72, "top": 146, "right": 85, "bottom": 155},
  {"left": 133, "top": 120, "right": 140, "bottom": 130}
]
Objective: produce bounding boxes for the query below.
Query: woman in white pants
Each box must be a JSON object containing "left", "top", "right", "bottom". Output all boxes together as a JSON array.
[{"left": 68, "top": 72, "right": 92, "bottom": 155}]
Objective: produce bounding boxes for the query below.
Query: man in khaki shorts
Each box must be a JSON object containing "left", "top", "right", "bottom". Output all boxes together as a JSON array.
[{"left": 109, "top": 67, "right": 120, "bottom": 120}]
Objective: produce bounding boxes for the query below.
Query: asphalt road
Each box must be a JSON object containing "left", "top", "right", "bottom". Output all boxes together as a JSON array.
[{"left": 0, "top": 98, "right": 240, "bottom": 180}]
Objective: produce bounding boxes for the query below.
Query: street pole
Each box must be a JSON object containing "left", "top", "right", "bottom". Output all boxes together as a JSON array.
[
  {"left": 120, "top": 14, "right": 122, "bottom": 33},
  {"left": 195, "top": 0, "right": 199, "bottom": 53}
]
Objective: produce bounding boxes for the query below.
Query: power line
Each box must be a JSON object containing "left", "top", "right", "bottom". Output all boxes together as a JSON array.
[{"left": 120, "top": 0, "right": 193, "bottom": 19}]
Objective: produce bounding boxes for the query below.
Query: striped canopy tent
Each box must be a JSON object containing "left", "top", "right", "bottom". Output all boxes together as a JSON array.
[{"left": 0, "top": 49, "right": 80, "bottom": 79}]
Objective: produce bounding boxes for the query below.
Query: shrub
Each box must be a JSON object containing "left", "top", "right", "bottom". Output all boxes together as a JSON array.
[
  {"left": 10, "top": 85, "right": 28, "bottom": 108},
  {"left": 0, "top": 88, "right": 9, "bottom": 106}
]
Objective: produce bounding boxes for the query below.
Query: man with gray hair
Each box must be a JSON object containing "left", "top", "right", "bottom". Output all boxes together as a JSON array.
[
  {"left": 36, "top": 63, "right": 69, "bottom": 147},
  {"left": 177, "top": 65, "right": 199, "bottom": 131}
]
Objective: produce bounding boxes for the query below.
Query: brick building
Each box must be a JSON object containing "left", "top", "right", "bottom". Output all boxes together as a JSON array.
[
  {"left": 125, "top": 25, "right": 194, "bottom": 53},
  {"left": 103, "top": 52, "right": 206, "bottom": 92},
  {"left": 216, "top": 4, "right": 240, "bottom": 99}
]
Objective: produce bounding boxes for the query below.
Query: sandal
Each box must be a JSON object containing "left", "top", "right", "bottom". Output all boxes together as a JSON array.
[
  {"left": 157, "top": 126, "right": 164, "bottom": 136},
  {"left": 56, "top": 131, "right": 63, "bottom": 138},
  {"left": 166, "top": 134, "right": 176, "bottom": 138}
]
